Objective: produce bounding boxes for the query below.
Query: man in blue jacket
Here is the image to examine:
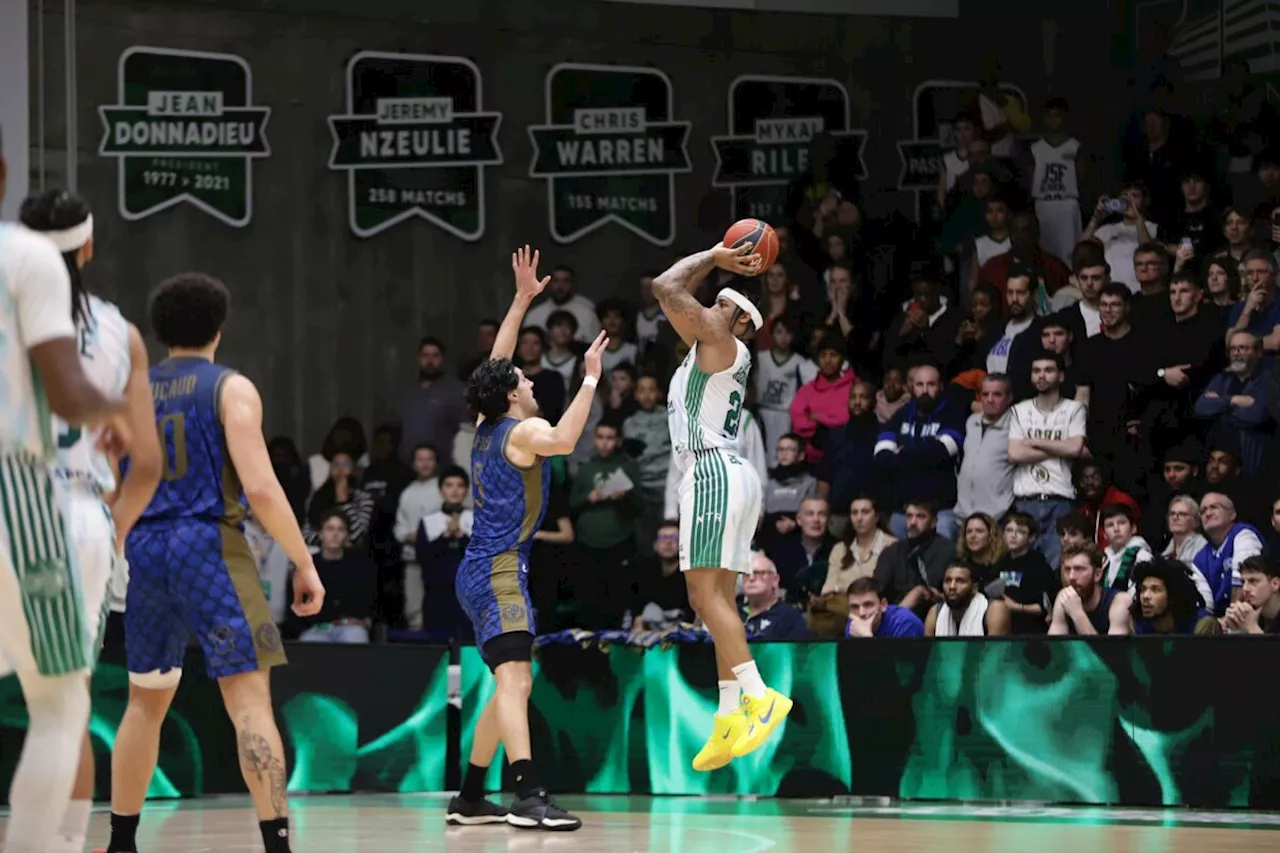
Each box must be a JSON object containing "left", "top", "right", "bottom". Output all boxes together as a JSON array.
[
  {"left": 1194, "top": 491, "right": 1264, "bottom": 615},
  {"left": 844, "top": 577, "right": 925, "bottom": 638},
  {"left": 1193, "top": 330, "right": 1274, "bottom": 477},
  {"left": 874, "top": 361, "right": 968, "bottom": 541}
]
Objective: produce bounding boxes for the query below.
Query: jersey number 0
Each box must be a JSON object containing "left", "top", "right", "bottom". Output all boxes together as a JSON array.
[{"left": 159, "top": 413, "right": 188, "bottom": 481}]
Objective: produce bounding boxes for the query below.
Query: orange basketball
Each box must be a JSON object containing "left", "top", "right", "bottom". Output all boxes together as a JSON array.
[{"left": 722, "top": 218, "right": 778, "bottom": 273}]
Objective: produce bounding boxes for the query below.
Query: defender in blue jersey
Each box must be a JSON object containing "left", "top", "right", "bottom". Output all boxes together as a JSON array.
[
  {"left": 101, "top": 274, "right": 324, "bottom": 853},
  {"left": 446, "top": 247, "right": 606, "bottom": 833}
]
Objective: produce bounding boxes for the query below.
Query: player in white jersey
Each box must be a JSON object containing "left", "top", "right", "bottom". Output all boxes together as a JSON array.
[
  {"left": 17, "top": 189, "right": 162, "bottom": 853},
  {"left": 1031, "top": 98, "right": 1083, "bottom": 265},
  {"left": 0, "top": 138, "right": 133, "bottom": 853},
  {"left": 652, "top": 242, "right": 793, "bottom": 774}
]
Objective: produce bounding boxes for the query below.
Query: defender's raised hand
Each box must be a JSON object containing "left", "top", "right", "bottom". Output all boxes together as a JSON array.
[
  {"left": 711, "top": 242, "right": 763, "bottom": 276},
  {"left": 512, "top": 244, "right": 550, "bottom": 299},
  {"left": 582, "top": 330, "right": 610, "bottom": 383}
]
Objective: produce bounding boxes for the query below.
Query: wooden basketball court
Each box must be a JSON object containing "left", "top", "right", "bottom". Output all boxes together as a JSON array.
[{"left": 12, "top": 793, "right": 1274, "bottom": 852}]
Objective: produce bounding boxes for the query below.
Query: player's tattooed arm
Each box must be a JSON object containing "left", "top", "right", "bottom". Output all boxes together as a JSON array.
[
  {"left": 490, "top": 244, "right": 550, "bottom": 363},
  {"left": 652, "top": 248, "right": 717, "bottom": 299},
  {"left": 238, "top": 721, "right": 288, "bottom": 818},
  {"left": 653, "top": 244, "right": 759, "bottom": 348}
]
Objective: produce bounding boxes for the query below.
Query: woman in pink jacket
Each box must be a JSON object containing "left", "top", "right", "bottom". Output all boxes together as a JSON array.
[{"left": 789, "top": 336, "right": 856, "bottom": 465}]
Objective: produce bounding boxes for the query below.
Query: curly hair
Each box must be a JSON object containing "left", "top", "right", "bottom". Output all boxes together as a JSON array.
[
  {"left": 148, "top": 272, "right": 230, "bottom": 349},
  {"left": 1130, "top": 556, "right": 1205, "bottom": 625},
  {"left": 467, "top": 358, "right": 520, "bottom": 422}
]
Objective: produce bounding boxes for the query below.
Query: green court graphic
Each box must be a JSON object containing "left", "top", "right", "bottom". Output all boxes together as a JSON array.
[{"left": 4, "top": 640, "right": 1278, "bottom": 808}]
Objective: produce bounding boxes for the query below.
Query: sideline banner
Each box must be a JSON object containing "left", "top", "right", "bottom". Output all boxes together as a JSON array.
[
  {"left": 0, "top": 644, "right": 449, "bottom": 801},
  {"left": 463, "top": 639, "right": 1280, "bottom": 806}
]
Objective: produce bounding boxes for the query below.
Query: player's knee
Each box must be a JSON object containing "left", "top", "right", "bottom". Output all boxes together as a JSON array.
[
  {"left": 685, "top": 577, "right": 717, "bottom": 615},
  {"left": 494, "top": 663, "right": 533, "bottom": 699},
  {"left": 218, "top": 668, "right": 273, "bottom": 719},
  {"left": 130, "top": 667, "right": 182, "bottom": 691},
  {"left": 20, "top": 672, "right": 91, "bottom": 731},
  {"left": 485, "top": 632, "right": 535, "bottom": 697}
]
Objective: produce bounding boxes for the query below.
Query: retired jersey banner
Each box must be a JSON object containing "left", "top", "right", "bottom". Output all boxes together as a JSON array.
[
  {"left": 897, "top": 79, "right": 1027, "bottom": 219},
  {"left": 527, "top": 63, "right": 691, "bottom": 246},
  {"left": 711, "top": 75, "right": 868, "bottom": 224},
  {"left": 98, "top": 47, "right": 271, "bottom": 227},
  {"left": 328, "top": 52, "right": 503, "bottom": 240}
]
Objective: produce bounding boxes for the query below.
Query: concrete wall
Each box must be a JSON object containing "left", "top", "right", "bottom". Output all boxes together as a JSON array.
[{"left": 28, "top": 0, "right": 1125, "bottom": 450}]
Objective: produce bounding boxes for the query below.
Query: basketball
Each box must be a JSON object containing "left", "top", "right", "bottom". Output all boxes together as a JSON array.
[{"left": 722, "top": 218, "right": 778, "bottom": 273}]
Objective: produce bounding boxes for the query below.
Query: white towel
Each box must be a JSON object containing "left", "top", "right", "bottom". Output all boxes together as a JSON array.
[{"left": 934, "top": 594, "right": 990, "bottom": 637}]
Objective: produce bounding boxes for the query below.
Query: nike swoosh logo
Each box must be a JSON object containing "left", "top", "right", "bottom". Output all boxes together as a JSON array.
[
  {"left": 759, "top": 700, "right": 776, "bottom": 724},
  {"left": 721, "top": 729, "right": 732, "bottom": 740}
]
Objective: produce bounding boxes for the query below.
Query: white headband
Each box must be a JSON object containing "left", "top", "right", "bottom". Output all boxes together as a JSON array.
[
  {"left": 718, "top": 287, "right": 764, "bottom": 333},
  {"left": 44, "top": 215, "right": 93, "bottom": 253}
]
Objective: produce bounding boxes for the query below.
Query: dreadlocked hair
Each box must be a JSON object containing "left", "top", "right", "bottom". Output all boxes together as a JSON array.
[{"left": 19, "top": 189, "right": 93, "bottom": 328}]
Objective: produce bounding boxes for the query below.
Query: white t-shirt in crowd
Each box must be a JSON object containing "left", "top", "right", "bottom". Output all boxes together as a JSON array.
[
  {"left": 974, "top": 234, "right": 1011, "bottom": 270},
  {"left": 1094, "top": 220, "right": 1160, "bottom": 293},
  {"left": 525, "top": 293, "right": 601, "bottom": 343},
  {"left": 635, "top": 308, "right": 667, "bottom": 352},
  {"left": 1076, "top": 300, "right": 1102, "bottom": 337},
  {"left": 986, "top": 316, "right": 1035, "bottom": 375},
  {"left": 601, "top": 341, "right": 639, "bottom": 374},
  {"left": 1008, "top": 396, "right": 1087, "bottom": 499}
]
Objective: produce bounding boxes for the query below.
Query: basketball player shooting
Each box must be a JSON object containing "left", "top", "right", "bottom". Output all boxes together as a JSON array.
[
  {"left": 447, "top": 246, "right": 605, "bottom": 831},
  {"left": 654, "top": 240, "right": 794, "bottom": 771}
]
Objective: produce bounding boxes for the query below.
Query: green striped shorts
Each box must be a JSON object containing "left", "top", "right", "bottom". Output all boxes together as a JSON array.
[
  {"left": 0, "top": 455, "right": 90, "bottom": 677},
  {"left": 676, "top": 448, "right": 763, "bottom": 574}
]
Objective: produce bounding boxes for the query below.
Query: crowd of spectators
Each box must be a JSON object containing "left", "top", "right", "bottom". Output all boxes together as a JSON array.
[{"left": 256, "top": 66, "right": 1280, "bottom": 646}]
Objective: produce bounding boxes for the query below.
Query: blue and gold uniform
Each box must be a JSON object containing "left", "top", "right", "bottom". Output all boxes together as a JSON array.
[
  {"left": 456, "top": 416, "right": 549, "bottom": 662},
  {"left": 122, "top": 357, "right": 284, "bottom": 680}
]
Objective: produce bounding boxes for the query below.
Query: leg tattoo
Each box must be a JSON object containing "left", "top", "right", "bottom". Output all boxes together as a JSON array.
[{"left": 237, "top": 716, "right": 287, "bottom": 818}]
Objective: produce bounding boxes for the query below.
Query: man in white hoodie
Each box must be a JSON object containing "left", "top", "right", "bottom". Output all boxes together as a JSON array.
[{"left": 396, "top": 444, "right": 442, "bottom": 629}]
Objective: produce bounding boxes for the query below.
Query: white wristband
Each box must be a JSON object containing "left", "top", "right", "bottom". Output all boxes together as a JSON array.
[{"left": 582, "top": 375, "right": 598, "bottom": 389}]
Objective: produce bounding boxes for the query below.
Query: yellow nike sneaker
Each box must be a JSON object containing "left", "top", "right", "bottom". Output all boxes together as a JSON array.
[
  {"left": 730, "top": 688, "right": 793, "bottom": 758},
  {"left": 692, "top": 712, "right": 747, "bottom": 771}
]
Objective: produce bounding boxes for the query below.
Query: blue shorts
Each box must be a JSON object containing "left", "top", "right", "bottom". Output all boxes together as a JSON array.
[
  {"left": 455, "top": 549, "right": 535, "bottom": 655},
  {"left": 124, "top": 520, "right": 285, "bottom": 680}
]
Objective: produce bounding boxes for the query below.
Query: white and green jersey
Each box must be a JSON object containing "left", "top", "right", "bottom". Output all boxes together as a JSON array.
[
  {"left": 0, "top": 224, "right": 75, "bottom": 461},
  {"left": 667, "top": 338, "right": 751, "bottom": 456},
  {"left": 55, "top": 294, "right": 131, "bottom": 493},
  {"left": 0, "top": 223, "right": 90, "bottom": 677}
]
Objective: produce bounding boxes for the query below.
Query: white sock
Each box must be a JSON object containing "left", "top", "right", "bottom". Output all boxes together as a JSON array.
[
  {"left": 717, "top": 680, "right": 741, "bottom": 715},
  {"left": 731, "top": 661, "right": 767, "bottom": 700},
  {"left": 3, "top": 673, "right": 91, "bottom": 853},
  {"left": 49, "top": 799, "right": 92, "bottom": 853}
]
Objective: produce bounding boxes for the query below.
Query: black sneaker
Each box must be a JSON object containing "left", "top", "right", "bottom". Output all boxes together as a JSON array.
[
  {"left": 505, "top": 790, "right": 582, "bottom": 831},
  {"left": 446, "top": 795, "right": 509, "bottom": 826}
]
